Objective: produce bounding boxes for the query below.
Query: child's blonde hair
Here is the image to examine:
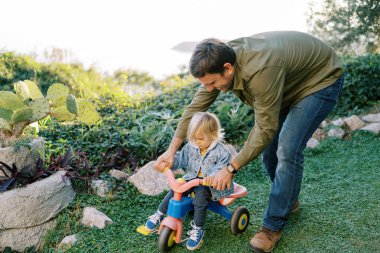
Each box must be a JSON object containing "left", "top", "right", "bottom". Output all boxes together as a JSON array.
[{"left": 187, "top": 112, "right": 224, "bottom": 142}]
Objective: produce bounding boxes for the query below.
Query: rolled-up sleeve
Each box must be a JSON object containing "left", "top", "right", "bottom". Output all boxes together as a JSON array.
[
  {"left": 235, "top": 67, "right": 285, "bottom": 167},
  {"left": 174, "top": 85, "right": 220, "bottom": 140}
]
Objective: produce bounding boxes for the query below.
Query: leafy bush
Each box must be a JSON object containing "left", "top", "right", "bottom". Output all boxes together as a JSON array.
[
  {"left": 0, "top": 52, "right": 40, "bottom": 90},
  {"left": 335, "top": 53, "right": 380, "bottom": 115},
  {"left": 210, "top": 98, "right": 253, "bottom": 145},
  {"left": 39, "top": 79, "right": 253, "bottom": 174},
  {"left": 0, "top": 80, "right": 99, "bottom": 147},
  {"left": 0, "top": 51, "right": 132, "bottom": 102}
]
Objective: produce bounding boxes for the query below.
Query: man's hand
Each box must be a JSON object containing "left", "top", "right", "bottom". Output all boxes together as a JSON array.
[
  {"left": 211, "top": 167, "right": 233, "bottom": 191},
  {"left": 155, "top": 136, "right": 183, "bottom": 172},
  {"left": 154, "top": 150, "right": 175, "bottom": 172}
]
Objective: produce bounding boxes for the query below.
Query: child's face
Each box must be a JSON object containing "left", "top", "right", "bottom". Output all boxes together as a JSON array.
[{"left": 194, "top": 127, "right": 214, "bottom": 150}]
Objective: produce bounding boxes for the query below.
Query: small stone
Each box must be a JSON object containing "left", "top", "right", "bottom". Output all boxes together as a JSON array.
[
  {"left": 109, "top": 169, "right": 129, "bottom": 180},
  {"left": 58, "top": 234, "right": 77, "bottom": 251},
  {"left": 307, "top": 138, "right": 319, "bottom": 148},
  {"left": 360, "top": 123, "right": 380, "bottom": 134},
  {"left": 362, "top": 113, "right": 380, "bottom": 123},
  {"left": 91, "top": 180, "right": 111, "bottom": 197},
  {"left": 331, "top": 118, "right": 345, "bottom": 127},
  {"left": 81, "top": 207, "right": 112, "bottom": 229},
  {"left": 344, "top": 115, "right": 365, "bottom": 131},
  {"left": 328, "top": 128, "right": 345, "bottom": 139},
  {"left": 312, "top": 128, "right": 325, "bottom": 140}
]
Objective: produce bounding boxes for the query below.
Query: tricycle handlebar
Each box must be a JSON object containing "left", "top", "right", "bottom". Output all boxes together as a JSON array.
[{"left": 164, "top": 168, "right": 207, "bottom": 193}]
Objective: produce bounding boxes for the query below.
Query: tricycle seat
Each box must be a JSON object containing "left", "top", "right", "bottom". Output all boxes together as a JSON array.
[{"left": 219, "top": 182, "right": 248, "bottom": 206}]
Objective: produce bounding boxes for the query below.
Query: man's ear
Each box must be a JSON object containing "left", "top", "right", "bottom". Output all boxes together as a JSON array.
[{"left": 223, "top": 63, "right": 234, "bottom": 75}]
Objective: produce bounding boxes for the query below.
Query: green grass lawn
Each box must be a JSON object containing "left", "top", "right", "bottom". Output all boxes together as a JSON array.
[{"left": 42, "top": 131, "right": 380, "bottom": 253}]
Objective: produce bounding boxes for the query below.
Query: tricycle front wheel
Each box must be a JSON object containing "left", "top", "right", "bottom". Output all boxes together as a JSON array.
[
  {"left": 158, "top": 226, "right": 177, "bottom": 252},
  {"left": 230, "top": 206, "right": 250, "bottom": 235}
]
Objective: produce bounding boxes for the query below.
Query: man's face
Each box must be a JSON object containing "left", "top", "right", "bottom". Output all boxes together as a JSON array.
[{"left": 197, "top": 64, "right": 234, "bottom": 93}]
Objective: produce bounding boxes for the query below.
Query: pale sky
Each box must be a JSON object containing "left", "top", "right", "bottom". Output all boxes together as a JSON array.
[{"left": 0, "top": 0, "right": 311, "bottom": 79}]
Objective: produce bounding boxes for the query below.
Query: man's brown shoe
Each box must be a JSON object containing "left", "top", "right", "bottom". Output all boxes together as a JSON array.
[
  {"left": 250, "top": 227, "right": 282, "bottom": 253},
  {"left": 290, "top": 199, "right": 300, "bottom": 214}
]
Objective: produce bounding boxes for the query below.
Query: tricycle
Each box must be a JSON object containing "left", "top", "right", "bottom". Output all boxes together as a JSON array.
[{"left": 137, "top": 168, "right": 250, "bottom": 252}]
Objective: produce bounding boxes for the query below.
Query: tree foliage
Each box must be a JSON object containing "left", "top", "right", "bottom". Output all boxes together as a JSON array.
[{"left": 307, "top": 0, "right": 380, "bottom": 55}]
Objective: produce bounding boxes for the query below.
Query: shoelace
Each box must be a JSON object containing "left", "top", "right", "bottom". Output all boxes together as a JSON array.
[
  {"left": 188, "top": 221, "right": 201, "bottom": 241},
  {"left": 148, "top": 213, "right": 162, "bottom": 225}
]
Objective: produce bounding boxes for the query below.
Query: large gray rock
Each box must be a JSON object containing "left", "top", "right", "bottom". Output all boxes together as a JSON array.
[
  {"left": 0, "top": 171, "right": 76, "bottom": 229},
  {"left": 0, "top": 137, "right": 45, "bottom": 177},
  {"left": 224, "top": 144, "right": 238, "bottom": 157},
  {"left": 128, "top": 161, "right": 170, "bottom": 196},
  {"left": 0, "top": 218, "right": 56, "bottom": 252}
]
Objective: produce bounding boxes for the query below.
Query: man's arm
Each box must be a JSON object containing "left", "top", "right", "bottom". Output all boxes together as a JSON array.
[{"left": 234, "top": 66, "right": 285, "bottom": 167}]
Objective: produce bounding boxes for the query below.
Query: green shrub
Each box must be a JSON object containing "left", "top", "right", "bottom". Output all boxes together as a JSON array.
[
  {"left": 0, "top": 52, "right": 40, "bottom": 90},
  {"left": 335, "top": 53, "right": 380, "bottom": 115},
  {"left": 210, "top": 96, "right": 253, "bottom": 145},
  {"left": 0, "top": 51, "right": 132, "bottom": 102},
  {"left": 39, "top": 79, "right": 253, "bottom": 174}
]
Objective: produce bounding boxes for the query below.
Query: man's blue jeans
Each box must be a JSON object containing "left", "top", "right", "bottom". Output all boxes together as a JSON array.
[{"left": 262, "top": 76, "right": 343, "bottom": 231}]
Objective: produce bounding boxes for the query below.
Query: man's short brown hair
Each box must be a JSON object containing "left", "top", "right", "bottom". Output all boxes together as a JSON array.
[{"left": 189, "top": 38, "right": 236, "bottom": 78}]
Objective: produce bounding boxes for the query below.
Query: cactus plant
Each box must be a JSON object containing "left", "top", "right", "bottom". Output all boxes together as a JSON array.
[{"left": 0, "top": 80, "right": 100, "bottom": 147}]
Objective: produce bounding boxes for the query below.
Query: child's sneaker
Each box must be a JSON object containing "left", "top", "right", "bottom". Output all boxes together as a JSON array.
[
  {"left": 186, "top": 220, "right": 204, "bottom": 250},
  {"left": 145, "top": 212, "right": 164, "bottom": 231}
]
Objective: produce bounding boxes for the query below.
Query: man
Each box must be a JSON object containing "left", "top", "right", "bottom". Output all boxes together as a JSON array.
[{"left": 155, "top": 31, "right": 343, "bottom": 252}]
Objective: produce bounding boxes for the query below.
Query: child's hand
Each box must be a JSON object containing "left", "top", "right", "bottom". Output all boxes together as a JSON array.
[
  {"left": 203, "top": 176, "right": 214, "bottom": 186},
  {"left": 155, "top": 151, "right": 175, "bottom": 172}
]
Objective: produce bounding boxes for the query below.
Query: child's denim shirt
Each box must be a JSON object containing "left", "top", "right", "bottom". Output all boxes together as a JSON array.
[{"left": 172, "top": 141, "right": 234, "bottom": 201}]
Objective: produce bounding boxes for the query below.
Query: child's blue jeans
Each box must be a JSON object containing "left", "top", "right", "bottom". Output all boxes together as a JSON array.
[{"left": 158, "top": 185, "right": 212, "bottom": 227}]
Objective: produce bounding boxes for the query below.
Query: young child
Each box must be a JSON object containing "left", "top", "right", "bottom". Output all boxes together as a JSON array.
[{"left": 144, "top": 111, "right": 234, "bottom": 251}]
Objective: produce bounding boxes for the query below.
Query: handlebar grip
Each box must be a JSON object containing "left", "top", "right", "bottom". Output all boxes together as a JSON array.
[{"left": 202, "top": 181, "right": 211, "bottom": 186}]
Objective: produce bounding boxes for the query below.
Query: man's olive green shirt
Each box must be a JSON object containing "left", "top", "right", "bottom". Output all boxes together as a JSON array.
[{"left": 175, "top": 31, "right": 343, "bottom": 167}]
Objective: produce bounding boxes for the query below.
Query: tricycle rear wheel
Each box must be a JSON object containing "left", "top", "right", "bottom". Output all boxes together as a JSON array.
[{"left": 230, "top": 206, "right": 250, "bottom": 235}]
